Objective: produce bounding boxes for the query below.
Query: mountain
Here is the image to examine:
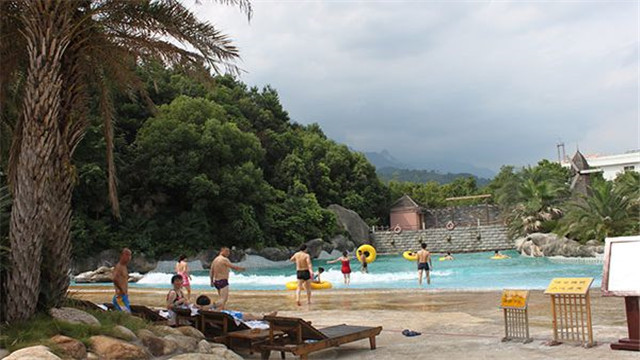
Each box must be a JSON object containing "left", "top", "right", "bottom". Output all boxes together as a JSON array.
[
  {"left": 376, "top": 167, "right": 490, "bottom": 186},
  {"left": 362, "top": 150, "right": 407, "bottom": 169}
]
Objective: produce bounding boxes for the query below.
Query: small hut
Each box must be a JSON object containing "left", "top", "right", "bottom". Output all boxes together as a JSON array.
[{"left": 389, "top": 195, "right": 425, "bottom": 231}]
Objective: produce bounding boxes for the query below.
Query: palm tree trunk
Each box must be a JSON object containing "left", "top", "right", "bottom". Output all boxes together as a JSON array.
[{"left": 4, "top": 0, "right": 72, "bottom": 322}]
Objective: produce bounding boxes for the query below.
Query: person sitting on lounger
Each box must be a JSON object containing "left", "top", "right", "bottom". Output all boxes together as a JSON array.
[
  {"left": 312, "top": 267, "right": 325, "bottom": 283},
  {"left": 166, "top": 274, "right": 189, "bottom": 325},
  {"left": 194, "top": 295, "right": 277, "bottom": 321}
]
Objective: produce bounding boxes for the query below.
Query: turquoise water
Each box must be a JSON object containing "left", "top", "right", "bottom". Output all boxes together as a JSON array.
[{"left": 132, "top": 251, "right": 603, "bottom": 291}]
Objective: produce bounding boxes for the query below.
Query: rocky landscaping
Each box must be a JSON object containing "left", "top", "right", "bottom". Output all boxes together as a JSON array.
[
  {"left": 514, "top": 232, "right": 604, "bottom": 257},
  {"left": 1, "top": 307, "right": 243, "bottom": 360}
]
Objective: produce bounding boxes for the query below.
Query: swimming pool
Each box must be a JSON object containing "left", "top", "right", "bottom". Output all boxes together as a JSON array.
[{"left": 128, "top": 251, "right": 603, "bottom": 291}]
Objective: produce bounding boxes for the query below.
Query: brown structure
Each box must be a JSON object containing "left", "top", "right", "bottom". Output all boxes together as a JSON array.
[
  {"left": 569, "top": 151, "right": 592, "bottom": 196},
  {"left": 389, "top": 195, "right": 425, "bottom": 231}
]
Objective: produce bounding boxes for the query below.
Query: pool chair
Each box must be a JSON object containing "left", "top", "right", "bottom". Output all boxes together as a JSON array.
[
  {"left": 199, "top": 309, "right": 250, "bottom": 342},
  {"left": 172, "top": 306, "right": 199, "bottom": 327},
  {"left": 130, "top": 305, "right": 168, "bottom": 323},
  {"left": 66, "top": 298, "right": 112, "bottom": 312},
  {"left": 257, "top": 315, "right": 382, "bottom": 360}
]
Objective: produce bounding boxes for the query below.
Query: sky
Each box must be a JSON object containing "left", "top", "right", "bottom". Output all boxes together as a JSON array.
[{"left": 187, "top": 0, "right": 639, "bottom": 174}]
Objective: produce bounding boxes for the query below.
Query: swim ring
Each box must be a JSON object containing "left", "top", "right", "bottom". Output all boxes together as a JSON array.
[
  {"left": 403, "top": 251, "right": 417, "bottom": 261},
  {"left": 491, "top": 255, "right": 509, "bottom": 260},
  {"left": 439, "top": 257, "right": 452, "bottom": 261},
  {"left": 357, "top": 244, "right": 377, "bottom": 263},
  {"left": 285, "top": 281, "right": 332, "bottom": 290}
]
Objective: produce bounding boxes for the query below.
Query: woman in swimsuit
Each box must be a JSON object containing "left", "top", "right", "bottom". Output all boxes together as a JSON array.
[
  {"left": 175, "top": 255, "right": 192, "bottom": 300},
  {"left": 166, "top": 274, "right": 188, "bottom": 325},
  {"left": 327, "top": 251, "right": 352, "bottom": 285}
]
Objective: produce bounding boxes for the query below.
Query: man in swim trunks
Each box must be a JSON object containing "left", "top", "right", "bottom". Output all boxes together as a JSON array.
[
  {"left": 416, "top": 243, "right": 432, "bottom": 285},
  {"left": 112, "top": 248, "right": 132, "bottom": 312},
  {"left": 290, "top": 244, "right": 313, "bottom": 306},
  {"left": 210, "top": 247, "right": 246, "bottom": 310}
]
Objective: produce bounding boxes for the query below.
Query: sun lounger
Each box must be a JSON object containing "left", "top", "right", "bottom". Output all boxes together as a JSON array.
[
  {"left": 66, "top": 298, "right": 111, "bottom": 312},
  {"left": 130, "top": 305, "right": 168, "bottom": 323},
  {"left": 199, "top": 309, "right": 251, "bottom": 342},
  {"left": 258, "top": 316, "right": 382, "bottom": 360}
]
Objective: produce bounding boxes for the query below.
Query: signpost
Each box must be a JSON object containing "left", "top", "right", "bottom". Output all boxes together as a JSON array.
[
  {"left": 544, "top": 277, "right": 594, "bottom": 347},
  {"left": 500, "top": 289, "right": 532, "bottom": 343},
  {"left": 602, "top": 236, "right": 640, "bottom": 352}
]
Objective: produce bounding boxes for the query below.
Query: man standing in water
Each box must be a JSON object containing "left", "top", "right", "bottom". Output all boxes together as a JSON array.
[
  {"left": 290, "top": 245, "right": 313, "bottom": 306},
  {"left": 416, "top": 243, "right": 432, "bottom": 285},
  {"left": 210, "top": 247, "right": 246, "bottom": 310},
  {"left": 112, "top": 248, "right": 132, "bottom": 312}
]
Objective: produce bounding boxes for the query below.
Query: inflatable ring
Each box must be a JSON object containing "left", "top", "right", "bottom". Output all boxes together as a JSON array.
[
  {"left": 403, "top": 251, "right": 417, "bottom": 261},
  {"left": 285, "top": 281, "right": 332, "bottom": 290},
  {"left": 439, "top": 257, "right": 452, "bottom": 261},
  {"left": 491, "top": 255, "right": 508, "bottom": 260},
  {"left": 357, "top": 244, "right": 377, "bottom": 264},
  {"left": 393, "top": 225, "right": 402, "bottom": 234},
  {"left": 446, "top": 221, "right": 456, "bottom": 230}
]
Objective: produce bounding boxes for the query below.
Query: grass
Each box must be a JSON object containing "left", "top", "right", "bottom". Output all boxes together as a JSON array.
[{"left": 0, "top": 307, "right": 149, "bottom": 353}]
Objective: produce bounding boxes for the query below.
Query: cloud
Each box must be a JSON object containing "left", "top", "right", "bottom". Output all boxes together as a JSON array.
[{"left": 188, "top": 0, "right": 638, "bottom": 172}]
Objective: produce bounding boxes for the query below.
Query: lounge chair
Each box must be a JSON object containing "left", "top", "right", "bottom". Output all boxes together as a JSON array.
[
  {"left": 258, "top": 316, "right": 382, "bottom": 360},
  {"left": 130, "top": 305, "right": 168, "bottom": 323},
  {"left": 66, "top": 298, "right": 111, "bottom": 312},
  {"left": 199, "top": 309, "right": 250, "bottom": 342}
]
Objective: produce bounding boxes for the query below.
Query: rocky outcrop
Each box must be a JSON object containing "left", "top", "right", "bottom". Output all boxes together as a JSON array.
[
  {"left": 317, "top": 250, "right": 342, "bottom": 260},
  {"left": 50, "top": 335, "right": 86, "bottom": 360},
  {"left": 327, "top": 204, "right": 370, "bottom": 245},
  {"left": 305, "top": 238, "right": 326, "bottom": 258},
  {"left": 170, "top": 350, "right": 243, "bottom": 360},
  {"left": 163, "top": 335, "right": 198, "bottom": 352},
  {"left": 247, "top": 247, "right": 293, "bottom": 261},
  {"left": 112, "top": 325, "right": 137, "bottom": 341},
  {"left": 515, "top": 233, "right": 604, "bottom": 257},
  {"left": 74, "top": 266, "right": 143, "bottom": 283},
  {"left": 72, "top": 250, "right": 156, "bottom": 275},
  {"left": 177, "top": 326, "right": 205, "bottom": 340},
  {"left": 137, "top": 329, "right": 177, "bottom": 357},
  {"left": 89, "top": 336, "right": 149, "bottom": 360},
  {"left": 330, "top": 235, "right": 355, "bottom": 252},
  {"left": 196, "top": 340, "right": 226, "bottom": 354},
  {"left": 149, "top": 325, "right": 183, "bottom": 337},
  {"left": 4, "top": 346, "right": 61, "bottom": 360},
  {"left": 50, "top": 307, "right": 100, "bottom": 326},
  {"left": 196, "top": 248, "right": 245, "bottom": 269}
]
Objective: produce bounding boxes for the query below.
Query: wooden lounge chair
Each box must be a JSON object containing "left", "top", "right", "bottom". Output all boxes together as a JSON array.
[
  {"left": 258, "top": 316, "right": 382, "bottom": 360},
  {"left": 199, "top": 309, "right": 250, "bottom": 342},
  {"left": 130, "top": 305, "right": 168, "bottom": 323},
  {"left": 67, "top": 298, "right": 111, "bottom": 312}
]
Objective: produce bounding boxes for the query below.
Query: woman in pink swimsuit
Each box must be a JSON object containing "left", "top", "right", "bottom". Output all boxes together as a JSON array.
[
  {"left": 175, "top": 255, "right": 192, "bottom": 300},
  {"left": 327, "top": 251, "right": 353, "bottom": 285}
]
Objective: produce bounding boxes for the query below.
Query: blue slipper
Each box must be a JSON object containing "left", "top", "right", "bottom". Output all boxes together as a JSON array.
[{"left": 402, "top": 329, "right": 422, "bottom": 337}]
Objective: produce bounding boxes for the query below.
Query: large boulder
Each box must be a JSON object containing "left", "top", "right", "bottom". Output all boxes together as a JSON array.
[
  {"left": 327, "top": 204, "right": 370, "bottom": 245},
  {"left": 196, "top": 340, "right": 227, "bottom": 354},
  {"left": 257, "top": 247, "right": 292, "bottom": 261},
  {"left": 138, "top": 329, "right": 177, "bottom": 357},
  {"left": 149, "top": 325, "right": 183, "bottom": 337},
  {"left": 515, "top": 233, "right": 601, "bottom": 257},
  {"left": 50, "top": 335, "right": 86, "bottom": 360},
  {"left": 112, "top": 325, "right": 137, "bottom": 341},
  {"left": 170, "top": 350, "right": 243, "bottom": 360},
  {"left": 164, "top": 334, "right": 198, "bottom": 352},
  {"left": 128, "top": 253, "right": 158, "bottom": 273},
  {"left": 196, "top": 248, "right": 218, "bottom": 270},
  {"left": 177, "top": 326, "right": 205, "bottom": 340},
  {"left": 330, "top": 235, "right": 355, "bottom": 252},
  {"left": 74, "top": 266, "right": 142, "bottom": 283},
  {"left": 304, "top": 238, "right": 326, "bottom": 259},
  {"left": 0, "top": 349, "right": 9, "bottom": 359},
  {"left": 317, "top": 250, "right": 342, "bottom": 260},
  {"left": 4, "top": 346, "right": 61, "bottom": 360},
  {"left": 89, "top": 336, "right": 149, "bottom": 360},
  {"left": 72, "top": 249, "right": 118, "bottom": 275},
  {"left": 50, "top": 307, "right": 100, "bottom": 326}
]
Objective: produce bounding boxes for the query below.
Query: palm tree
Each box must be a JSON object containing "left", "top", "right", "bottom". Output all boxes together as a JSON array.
[
  {"left": 558, "top": 180, "right": 638, "bottom": 242},
  {"left": 505, "top": 178, "right": 566, "bottom": 238},
  {"left": 0, "top": 0, "right": 251, "bottom": 322}
]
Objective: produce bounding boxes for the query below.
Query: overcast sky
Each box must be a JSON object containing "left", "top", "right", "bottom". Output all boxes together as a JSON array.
[{"left": 188, "top": 0, "right": 638, "bottom": 173}]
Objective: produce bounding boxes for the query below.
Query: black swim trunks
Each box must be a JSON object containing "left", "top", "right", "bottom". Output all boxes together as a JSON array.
[
  {"left": 418, "top": 262, "right": 430, "bottom": 271},
  {"left": 296, "top": 270, "right": 311, "bottom": 281},
  {"left": 213, "top": 279, "right": 229, "bottom": 290}
]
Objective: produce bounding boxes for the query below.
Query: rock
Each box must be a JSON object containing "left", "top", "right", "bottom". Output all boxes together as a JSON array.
[
  {"left": 50, "top": 335, "right": 86, "bottom": 360},
  {"left": 257, "top": 247, "right": 292, "bottom": 261},
  {"left": 211, "top": 347, "right": 244, "bottom": 360},
  {"left": 74, "top": 266, "right": 143, "bottom": 283},
  {"left": 177, "top": 326, "right": 205, "bottom": 340},
  {"left": 317, "top": 250, "right": 342, "bottom": 260},
  {"left": 321, "top": 241, "right": 334, "bottom": 253},
  {"left": 128, "top": 252, "right": 158, "bottom": 273},
  {"left": 50, "top": 307, "right": 100, "bottom": 326},
  {"left": 89, "top": 335, "right": 149, "bottom": 360},
  {"left": 112, "top": 325, "right": 137, "bottom": 341},
  {"left": 197, "top": 340, "right": 214, "bottom": 354},
  {"left": 71, "top": 249, "right": 118, "bottom": 275},
  {"left": 330, "top": 235, "right": 355, "bottom": 253},
  {"left": 515, "top": 233, "right": 599, "bottom": 257},
  {"left": 304, "top": 238, "right": 326, "bottom": 259},
  {"left": 195, "top": 249, "right": 218, "bottom": 270},
  {"left": 170, "top": 350, "right": 243, "bottom": 360},
  {"left": 327, "top": 204, "right": 370, "bottom": 245},
  {"left": 149, "top": 325, "right": 183, "bottom": 337},
  {"left": 138, "top": 329, "right": 177, "bottom": 356},
  {"left": 228, "top": 248, "right": 245, "bottom": 263},
  {"left": 0, "top": 348, "right": 9, "bottom": 359},
  {"left": 4, "top": 346, "right": 61, "bottom": 360},
  {"left": 164, "top": 334, "right": 198, "bottom": 352},
  {"left": 585, "top": 240, "right": 601, "bottom": 246},
  {"left": 86, "top": 353, "right": 99, "bottom": 360}
]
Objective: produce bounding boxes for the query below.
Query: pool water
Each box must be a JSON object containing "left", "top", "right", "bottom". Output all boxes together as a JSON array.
[{"left": 131, "top": 251, "right": 603, "bottom": 291}]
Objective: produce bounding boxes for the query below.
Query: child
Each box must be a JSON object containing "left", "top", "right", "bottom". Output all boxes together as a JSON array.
[
  {"left": 360, "top": 251, "right": 368, "bottom": 274},
  {"left": 327, "top": 251, "right": 352, "bottom": 285},
  {"left": 312, "top": 267, "right": 325, "bottom": 283},
  {"left": 444, "top": 251, "right": 454, "bottom": 260}
]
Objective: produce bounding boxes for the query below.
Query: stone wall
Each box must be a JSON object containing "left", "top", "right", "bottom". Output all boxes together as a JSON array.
[
  {"left": 424, "top": 204, "right": 502, "bottom": 228},
  {"left": 371, "top": 224, "right": 513, "bottom": 254}
]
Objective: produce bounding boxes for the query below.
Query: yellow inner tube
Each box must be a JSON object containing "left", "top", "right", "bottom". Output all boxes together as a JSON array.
[
  {"left": 285, "top": 281, "right": 332, "bottom": 290},
  {"left": 439, "top": 257, "right": 452, "bottom": 261},
  {"left": 403, "top": 251, "right": 417, "bottom": 261},
  {"left": 357, "top": 244, "right": 377, "bottom": 263},
  {"left": 491, "top": 255, "right": 509, "bottom": 260}
]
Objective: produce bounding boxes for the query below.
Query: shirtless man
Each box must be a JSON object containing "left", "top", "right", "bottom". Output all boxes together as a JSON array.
[
  {"left": 210, "top": 247, "right": 245, "bottom": 310},
  {"left": 416, "top": 243, "right": 433, "bottom": 285},
  {"left": 112, "top": 248, "right": 132, "bottom": 312},
  {"left": 290, "top": 244, "right": 313, "bottom": 306}
]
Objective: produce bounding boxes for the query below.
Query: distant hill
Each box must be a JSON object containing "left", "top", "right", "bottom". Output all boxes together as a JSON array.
[
  {"left": 362, "top": 150, "right": 406, "bottom": 169},
  {"left": 376, "top": 166, "right": 491, "bottom": 186}
]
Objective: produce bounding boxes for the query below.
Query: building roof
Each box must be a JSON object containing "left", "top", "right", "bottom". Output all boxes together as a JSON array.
[{"left": 390, "top": 194, "right": 422, "bottom": 212}]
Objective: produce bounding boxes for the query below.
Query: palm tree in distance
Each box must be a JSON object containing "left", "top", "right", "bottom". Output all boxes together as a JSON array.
[
  {"left": 505, "top": 178, "right": 566, "bottom": 238},
  {"left": 0, "top": 0, "right": 251, "bottom": 322}
]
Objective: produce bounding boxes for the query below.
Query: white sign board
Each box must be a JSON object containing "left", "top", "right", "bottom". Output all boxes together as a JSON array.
[{"left": 602, "top": 236, "right": 640, "bottom": 297}]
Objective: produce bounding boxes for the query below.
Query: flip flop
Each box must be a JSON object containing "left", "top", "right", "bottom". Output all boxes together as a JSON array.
[{"left": 402, "top": 329, "right": 422, "bottom": 337}]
